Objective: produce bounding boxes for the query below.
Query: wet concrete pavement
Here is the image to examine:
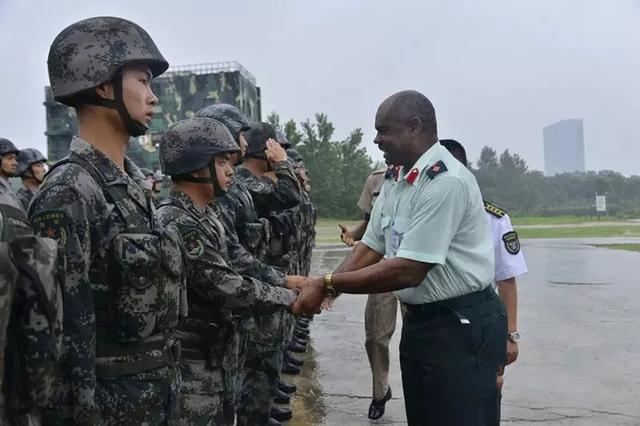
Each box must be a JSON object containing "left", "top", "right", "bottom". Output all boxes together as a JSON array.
[{"left": 284, "top": 238, "right": 640, "bottom": 425}]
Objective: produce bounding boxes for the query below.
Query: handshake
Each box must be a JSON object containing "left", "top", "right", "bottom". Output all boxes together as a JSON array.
[{"left": 285, "top": 275, "right": 333, "bottom": 315}]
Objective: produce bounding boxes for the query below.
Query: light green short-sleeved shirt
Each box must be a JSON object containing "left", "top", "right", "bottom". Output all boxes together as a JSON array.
[{"left": 361, "top": 142, "right": 494, "bottom": 304}]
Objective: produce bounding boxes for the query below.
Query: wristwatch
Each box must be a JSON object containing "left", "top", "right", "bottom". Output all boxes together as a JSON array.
[
  {"left": 324, "top": 273, "right": 339, "bottom": 298},
  {"left": 508, "top": 331, "right": 520, "bottom": 343}
]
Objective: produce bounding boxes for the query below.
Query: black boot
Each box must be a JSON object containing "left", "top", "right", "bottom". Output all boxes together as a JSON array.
[
  {"left": 288, "top": 341, "right": 306, "bottom": 353},
  {"left": 281, "top": 362, "right": 301, "bottom": 375},
  {"left": 268, "top": 417, "right": 282, "bottom": 426},
  {"left": 279, "top": 379, "right": 297, "bottom": 394},
  {"left": 284, "top": 351, "right": 303, "bottom": 367},
  {"left": 274, "top": 388, "right": 291, "bottom": 404},
  {"left": 271, "top": 406, "right": 293, "bottom": 422}
]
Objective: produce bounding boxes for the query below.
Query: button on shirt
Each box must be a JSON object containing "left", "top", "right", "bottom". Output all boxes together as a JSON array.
[{"left": 361, "top": 142, "right": 495, "bottom": 304}]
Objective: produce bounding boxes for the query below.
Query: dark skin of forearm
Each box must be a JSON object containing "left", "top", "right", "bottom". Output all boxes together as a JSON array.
[
  {"left": 497, "top": 278, "right": 518, "bottom": 331},
  {"left": 334, "top": 242, "right": 383, "bottom": 274},
  {"left": 333, "top": 256, "right": 431, "bottom": 294}
]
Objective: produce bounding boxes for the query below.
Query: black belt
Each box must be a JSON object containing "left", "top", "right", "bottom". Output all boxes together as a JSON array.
[{"left": 403, "top": 286, "right": 495, "bottom": 316}]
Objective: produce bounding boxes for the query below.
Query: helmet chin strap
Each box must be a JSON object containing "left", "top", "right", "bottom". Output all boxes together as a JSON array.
[
  {"left": 176, "top": 162, "right": 226, "bottom": 197},
  {"left": 88, "top": 72, "right": 149, "bottom": 137}
]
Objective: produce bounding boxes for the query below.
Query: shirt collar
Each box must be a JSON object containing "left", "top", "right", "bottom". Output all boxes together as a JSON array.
[
  {"left": 399, "top": 141, "right": 443, "bottom": 185},
  {"left": 170, "top": 188, "right": 207, "bottom": 216}
]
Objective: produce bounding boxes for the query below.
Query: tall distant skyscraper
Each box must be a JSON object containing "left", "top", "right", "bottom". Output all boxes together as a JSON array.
[{"left": 543, "top": 119, "right": 585, "bottom": 175}]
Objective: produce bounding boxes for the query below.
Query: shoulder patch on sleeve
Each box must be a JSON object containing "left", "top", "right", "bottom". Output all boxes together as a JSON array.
[
  {"left": 425, "top": 161, "right": 448, "bottom": 179},
  {"left": 179, "top": 227, "right": 206, "bottom": 259},
  {"left": 247, "top": 179, "right": 267, "bottom": 193},
  {"left": 30, "top": 210, "right": 69, "bottom": 248},
  {"left": 502, "top": 231, "right": 520, "bottom": 255},
  {"left": 484, "top": 200, "right": 506, "bottom": 218}
]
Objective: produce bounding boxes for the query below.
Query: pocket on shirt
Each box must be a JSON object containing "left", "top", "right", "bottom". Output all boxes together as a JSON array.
[{"left": 391, "top": 217, "right": 410, "bottom": 254}]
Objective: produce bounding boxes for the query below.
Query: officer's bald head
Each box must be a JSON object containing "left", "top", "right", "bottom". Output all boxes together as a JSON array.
[{"left": 376, "top": 90, "right": 437, "bottom": 138}]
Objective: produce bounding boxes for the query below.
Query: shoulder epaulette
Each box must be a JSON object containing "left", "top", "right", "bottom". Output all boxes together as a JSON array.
[
  {"left": 484, "top": 200, "right": 506, "bottom": 218},
  {"left": 425, "top": 161, "right": 448, "bottom": 179}
]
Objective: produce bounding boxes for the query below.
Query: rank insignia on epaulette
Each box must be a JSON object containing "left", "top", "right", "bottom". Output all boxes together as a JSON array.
[
  {"left": 502, "top": 231, "right": 520, "bottom": 255},
  {"left": 30, "top": 210, "right": 69, "bottom": 248},
  {"left": 180, "top": 228, "right": 205, "bottom": 259},
  {"left": 425, "top": 161, "right": 448, "bottom": 179},
  {"left": 484, "top": 201, "right": 506, "bottom": 218}
]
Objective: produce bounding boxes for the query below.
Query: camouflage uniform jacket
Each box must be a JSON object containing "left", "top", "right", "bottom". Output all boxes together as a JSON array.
[
  {"left": 215, "top": 175, "right": 286, "bottom": 286},
  {"left": 156, "top": 189, "right": 296, "bottom": 357},
  {"left": 236, "top": 161, "right": 301, "bottom": 219},
  {"left": 16, "top": 185, "right": 35, "bottom": 212},
  {"left": 28, "top": 136, "right": 184, "bottom": 425},
  {"left": 0, "top": 176, "right": 22, "bottom": 212},
  {"left": 0, "top": 185, "right": 63, "bottom": 422}
]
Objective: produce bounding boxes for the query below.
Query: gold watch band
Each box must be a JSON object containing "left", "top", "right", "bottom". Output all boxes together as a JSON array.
[{"left": 324, "top": 273, "right": 338, "bottom": 297}]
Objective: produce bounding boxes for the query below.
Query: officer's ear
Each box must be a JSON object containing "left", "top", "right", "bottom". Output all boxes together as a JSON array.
[{"left": 407, "top": 116, "right": 423, "bottom": 137}]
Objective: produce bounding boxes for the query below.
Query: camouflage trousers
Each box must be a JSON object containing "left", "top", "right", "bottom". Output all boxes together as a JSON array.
[
  {"left": 95, "top": 364, "right": 181, "bottom": 426},
  {"left": 236, "top": 326, "right": 283, "bottom": 426},
  {"left": 178, "top": 359, "right": 234, "bottom": 426}
]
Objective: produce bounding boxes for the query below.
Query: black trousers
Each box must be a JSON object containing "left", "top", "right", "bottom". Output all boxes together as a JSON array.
[{"left": 400, "top": 287, "right": 507, "bottom": 426}]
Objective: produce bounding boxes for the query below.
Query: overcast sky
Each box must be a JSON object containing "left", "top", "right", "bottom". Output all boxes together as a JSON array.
[{"left": 1, "top": 0, "right": 638, "bottom": 174}]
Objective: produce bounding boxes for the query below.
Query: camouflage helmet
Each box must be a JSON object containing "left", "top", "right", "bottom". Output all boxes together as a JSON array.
[
  {"left": 16, "top": 148, "right": 47, "bottom": 176},
  {"left": 276, "top": 131, "right": 292, "bottom": 150},
  {"left": 245, "top": 122, "right": 277, "bottom": 156},
  {"left": 195, "top": 103, "right": 250, "bottom": 143},
  {"left": 0, "top": 138, "right": 19, "bottom": 156},
  {"left": 160, "top": 117, "right": 240, "bottom": 176},
  {"left": 286, "top": 147, "right": 304, "bottom": 167},
  {"left": 48, "top": 16, "right": 168, "bottom": 103}
]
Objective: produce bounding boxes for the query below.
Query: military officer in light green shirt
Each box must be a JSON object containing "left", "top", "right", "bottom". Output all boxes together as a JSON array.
[{"left": 297, "top": 90, "right": 507, "bottom": 426}]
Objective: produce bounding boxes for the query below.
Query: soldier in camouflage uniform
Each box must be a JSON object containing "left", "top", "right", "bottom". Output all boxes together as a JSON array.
[
  {"left": 16, "top": 148, "right": 47, "bottom": 211},
  {"left": 195, "top": 105, "right": 306, "bottom": 425},
  {"left": 156, "top": 116, "right": 303, "bottom": 425},
  {"left": 0, "top": 139, "right": 20, "bottom": 208},
  {"left": 0, "top": 158, "right": 63, "bottom": 424},
  {"left": 235, "top": 122, "right": 302, "bottom": 424},
  {"left": 30, "top": 17, "right": 185, "bottom": 425}
]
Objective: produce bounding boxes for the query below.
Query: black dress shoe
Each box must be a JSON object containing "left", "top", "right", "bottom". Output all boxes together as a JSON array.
[
  {"left": 288, "top": 341, "right": 306, "bottom": 353},
  {"left": 281, "top": 362, "right": 301, "bottom": 375},
  {"left": 274, "top": 388, "right": 291, "bottom": 404},
  {"left": 284, "top": 351, "right": 304, "bottom": 367},
  {"left": 271, "top": 406, "right": 293, "bottom": 422},
  {"left": 268, "top": 417, "right": 282, "bottom": 426},
  {"left": 278, "top": 379, "right": 297, "bottom": 394},
  {"left": 368, "top": 387, "right": 392, "bottom": 420}
]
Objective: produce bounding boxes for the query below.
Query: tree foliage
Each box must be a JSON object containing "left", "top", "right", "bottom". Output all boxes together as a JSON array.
[{"left": 269, "top": 112, "right": 374, "bottom": 218}]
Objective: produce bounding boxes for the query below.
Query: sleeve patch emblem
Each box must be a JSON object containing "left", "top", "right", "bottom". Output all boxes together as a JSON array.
[
  {"left": 502, "top": 231, "right": 520, "bottom": 255},
  {"left": 30, "top": 210, "right": 69, "bottom": 248},
  {"left": 181, "top": 228, "right": 205, "bottom": 259}
]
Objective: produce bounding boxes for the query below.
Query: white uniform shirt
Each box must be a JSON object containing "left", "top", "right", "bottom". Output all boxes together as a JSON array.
[
  {"left": 362, "top": 142, "right": 495, "bottom": 304},
  {"left": 484, "top": 203, "right": 528, "bottom": 282}
]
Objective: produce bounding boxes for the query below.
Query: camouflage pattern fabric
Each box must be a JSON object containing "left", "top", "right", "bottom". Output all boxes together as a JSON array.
[
  {"left": 29, "top": 136, "right": 183, "bottom": 425},
  {"left": 0, "top": 184, "right": 63, "bottom": 425},
  {"left": 16, "top": 186, "right": 35, "bottom": 212},
  {"left": 235, "top": 346, "right": 282, "bottom": 426},
  {"left": 0, "top": 177, "right": 22, "bottom": 213},
  {"left": 234, "top": 162, "right": 302, "bottom": 421},
  {"left": 156, "top": 189, "right": 296, "bottom": 425}
]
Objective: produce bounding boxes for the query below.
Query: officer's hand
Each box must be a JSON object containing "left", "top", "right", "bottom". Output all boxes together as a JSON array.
[
  {"left": 506, "top": 340, "right": 518, "bottom": 365},
  {"left": 286, "top": 275, "right": 306, "bottom": 290},
  {"left": 293, "top": 276, "right": 326, "bottom": 315},
  {"left": 321, "top": 296, "right": 335, "bottom": 310},
  {"left": 265, "top": 139, "right": 288, "bottom": 164},
  {"left": 338, "top": 224, "right": 355, "bottom": 246}
]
